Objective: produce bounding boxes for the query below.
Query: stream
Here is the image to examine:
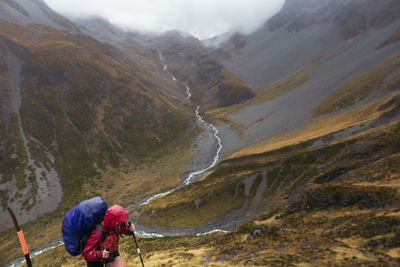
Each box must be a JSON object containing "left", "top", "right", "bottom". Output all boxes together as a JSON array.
[
  {"left": 129, "top": 51, "right": 225, "bottom": 236},
  {"left": 6, "top": 50, "right": 226, "bottom": 267}
]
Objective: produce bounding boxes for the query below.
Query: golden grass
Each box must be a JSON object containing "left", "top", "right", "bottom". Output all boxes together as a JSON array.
[
  {"left": 378, "top": 26, "right": 400, "bottom": 50},
  {"left": 18, "top": 201, "right": 400, "bottom": 266},
  {"left": 387, "top": 248, "right": 400, "bottom": 258},
  {"left": 330, "top": 246, "right": 375, "bottom": 262},
  {"left": 290, "top": 56, "right": 323, "bottom": 77},
  {"left": 217, "top": 117, "right": 247, "bottom": 139},
  {"left": 385, "top": 68, "right": 400, "bottom": 94},
  {"left": 136, "top": 180, "right": 244, "bottom": 228},
  {"left": 231, "top": 92, "right": 397, "bottom": 158},
  {"left": 208, "top": 71, "right": 312, "bottom": 124},
  {"left": 312, "top": 54, "right": 400, "bottom": 118},
  {"left": 83, "top": 144, "right": 191, "bottom": 209},
  {"left": 2, "top": 133, "right": 195, "bottom": 265},
  {"left": 122, "top": 247, "right": 212, "bottom": 267}
]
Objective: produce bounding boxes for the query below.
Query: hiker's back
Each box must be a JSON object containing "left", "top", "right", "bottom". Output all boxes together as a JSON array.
[{"left": 62, "top": 197, "right": 108, "bottom": 256}]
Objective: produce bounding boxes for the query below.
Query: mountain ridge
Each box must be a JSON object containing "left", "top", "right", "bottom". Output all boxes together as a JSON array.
[
  {"left": 0, "top": 18, "right": 195, "bottom": 233},
  {"left": 1, "top": 0, "right": 400, "bottom": 265},
  {"left": 0, "top": 0, "right": 78, "bottom": 31}
]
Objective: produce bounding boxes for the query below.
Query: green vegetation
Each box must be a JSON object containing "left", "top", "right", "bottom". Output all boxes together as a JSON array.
[
  {"left": 26, "top": 199, "right": 400, "bottom": 266},
  {"left": 0, "top": 19, "right": 193, "bottom": 205},
  {"left": 136, "top": 120, "right": 400, "bottom": 231},
  {"left": 1, "top": 7, "right": 400, "bottom": 266},
  {"left": 0, "top": 20, "right": 194, "bottom": 265},
  {"left": 95, "top": 132, "right": 121, "bottom": 169},
  {"left": 0, "top": 113, "right": 27, "bottom": 189},
  {"left": 288, "top": 184, "right": 397, "bottom": 211}
]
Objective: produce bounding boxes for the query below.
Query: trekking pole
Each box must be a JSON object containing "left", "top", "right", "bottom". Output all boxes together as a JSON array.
[
  {"left": 7, "top": 207, "right": 32, "bottom": 267},
  {"left": 132, "top": 232, "right": 145, "bottom": 267}
]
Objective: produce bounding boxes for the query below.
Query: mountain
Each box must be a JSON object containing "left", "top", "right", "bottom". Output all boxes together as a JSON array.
[
  {"left": 129, "top": 0, "right": 400, "bottom": 265},
  {"left": 74, "top": 17, "right": 256, "bottom": 109},
  {"left": 0, "top": 2, "right": 258, "bottom": 264},
  {"left": 0, "top": 0, "right": 78, "bottom": 30},
  {"left": 219, "top": 0, "right": 400, "bottom": 89},
  {"left": 209, "top": 0, "right": 400, "bottom": 157},
  {"left": 0, "top": 16, "right": 196, "bottom": 235},
  {"left": 2, "top": 0, "right": 400, "bottom": 265},
  {"left": 159, "top": 42, "right": 255, "bottom": 109}
]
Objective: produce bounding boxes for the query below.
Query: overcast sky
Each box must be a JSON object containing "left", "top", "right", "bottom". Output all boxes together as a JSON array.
[{"left": 44, "top": 0, "right": 285, "bottom": 40}]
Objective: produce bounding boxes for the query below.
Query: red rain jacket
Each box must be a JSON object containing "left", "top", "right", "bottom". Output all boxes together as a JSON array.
[{"left": 82, "top": 205, "right": 132, "bottom": 262}]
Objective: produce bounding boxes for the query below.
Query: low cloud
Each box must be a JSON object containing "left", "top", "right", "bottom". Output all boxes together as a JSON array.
[{"left": 44, "top": 0, "right": 285, "bottom": 39}]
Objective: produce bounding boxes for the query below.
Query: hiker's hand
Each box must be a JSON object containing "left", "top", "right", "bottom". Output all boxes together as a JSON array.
[
  {"left": 102, "top": 248, "right": 110, "bottom": 259},
  {"left": 128, "top": 222, "right": 135, "bottom": 232}
]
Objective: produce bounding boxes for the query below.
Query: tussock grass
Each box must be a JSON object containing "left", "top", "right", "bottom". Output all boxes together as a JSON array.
[
  {"left": 0, "top": 19, "right": 196, "bottom": 265},
  {"left": 312, "top": 54, "right": 400, "bottom": 118},
  {"left": 17, "top": 120, "right": 400, "bottom": 265},
  {"left": 231, "top": 92, "right": 399, "bottom": 158},
  {"left": 135, "top": 116, "right": 400, "bottom": 231}
]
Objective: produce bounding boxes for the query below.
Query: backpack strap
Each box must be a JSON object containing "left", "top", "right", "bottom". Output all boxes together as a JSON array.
[
  {"left": 96, "top": 224, "right": 108, "bottom": 238},
  {"left": 96, "top": 224, "right": 105, "bottom": 233}
]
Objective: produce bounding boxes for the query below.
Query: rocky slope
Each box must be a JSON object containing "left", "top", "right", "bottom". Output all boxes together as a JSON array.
[
  {"left": 2, "top": 0, "right": 400, "bottom": 265},
  {"left": 0, "top": 0, "right": 78, "bottom": 30},
  {"left": 219, "top": 0, "right": 400, "bottom": 89},
  {"left": 75, "top": 18, "right": 256, "bottom": 110},
  {"left": 0, "top": 17, "right": 194, "bottom": 233},
  {"left": 159, "top": 42, "right": 255, "bottom": 110},
  {"left": 130, "top": 0, "right": 400, "bottom": 264},
  {"left": 209, "top": 0, "right": 400, "bottom": 157},
  {"left": 27, "top": 111, "right": 400, "bottom": 266}
]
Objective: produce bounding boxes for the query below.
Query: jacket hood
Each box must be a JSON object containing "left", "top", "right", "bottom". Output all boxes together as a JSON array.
[{"left": 103, "top": 205, "right": 128, "bottom": 232}]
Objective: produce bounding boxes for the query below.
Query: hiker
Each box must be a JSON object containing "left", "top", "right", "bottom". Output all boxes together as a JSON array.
[{"left": 82, "top": 205, "right": 135, "bottom": 267}]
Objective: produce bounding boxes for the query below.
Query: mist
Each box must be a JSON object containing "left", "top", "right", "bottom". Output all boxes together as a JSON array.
[{"left": 43, "top": 0, "right": 285, "bottom": 40}]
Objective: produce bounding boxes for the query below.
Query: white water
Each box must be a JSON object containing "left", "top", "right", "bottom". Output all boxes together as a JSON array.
[
  {"left": 129, "top": 51, "right": 225, "bottom": 237},
  {"left": 196, "top": 229, "right": 229, "bottom": 236},
  {"left": 160, "top": 51, "right": 222, "bottom": 186},
  {"left": 186, "top": 86, "right": 192, "bottom": 99},
  {"left": 6, "top": 51, "right": 226, "bottom": 266},
  {"left": 184, "top": 106, "right": 222, "bottom": 185},
  {"left": 132, "top": 51, "right": 223, "bottom": 207},
  {"left": 7, "top": 241, "right": 64, "bottom": 267}
]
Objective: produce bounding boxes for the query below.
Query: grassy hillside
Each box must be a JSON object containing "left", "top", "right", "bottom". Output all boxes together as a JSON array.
[
  {"left": 25, "top": 114, "right": 400, "bottom": 266},
  {"left": 313, "top": 54, "right": 400, "bottom": 118},
  {"left": 0, "top": 20, "right": 197, "bottom": 264},
  {"left": 0, "top": 19, "right": 192, "bottom": 197},
  {"left": 207, "top": 70, "right": 312, "bottom": 138},
  {"left": 122, "top": 88, "right": 400, "bottom": 264},
  {"left": 135, "top": 113, "right": 400, "bottom": 227},
  {"left": 2, "top": 0, "right": 400, "bottom": 265},
  {"left": 19, "top": 204, "right": 400, "bottom": 266}
]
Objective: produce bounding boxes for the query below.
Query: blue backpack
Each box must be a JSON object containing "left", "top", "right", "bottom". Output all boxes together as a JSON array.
[{"left": 62, "top": 197, "right": 108, "bottom": 256}]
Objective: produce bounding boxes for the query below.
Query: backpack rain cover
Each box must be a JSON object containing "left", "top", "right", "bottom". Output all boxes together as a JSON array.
[{"left": 62, "top": 197, "right": 108, "bottom": 256}]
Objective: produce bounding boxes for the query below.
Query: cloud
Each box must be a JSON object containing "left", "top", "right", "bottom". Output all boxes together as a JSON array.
[{"left": 44, "top": 0, "right": 285, "bottom": 39}]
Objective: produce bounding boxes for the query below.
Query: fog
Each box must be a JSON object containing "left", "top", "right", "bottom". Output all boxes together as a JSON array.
[{"left": 44, "top": 0, "right": 285, "bottom": 39}]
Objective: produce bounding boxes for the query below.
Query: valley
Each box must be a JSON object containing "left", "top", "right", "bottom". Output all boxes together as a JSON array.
[{"left": 0, "top": 0, "right": 400, "bottom": 266}]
